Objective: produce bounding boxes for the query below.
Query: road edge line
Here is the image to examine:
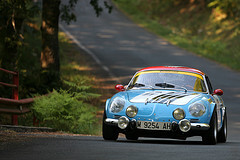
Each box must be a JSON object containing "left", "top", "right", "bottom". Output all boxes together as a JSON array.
[{"left": 59, "top": 24, "right": 119, "bottom": 83}]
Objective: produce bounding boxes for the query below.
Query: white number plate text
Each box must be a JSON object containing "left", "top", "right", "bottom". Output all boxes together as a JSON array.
[{"left": 137, "top": 121, "right": 171, "bottom": 130}]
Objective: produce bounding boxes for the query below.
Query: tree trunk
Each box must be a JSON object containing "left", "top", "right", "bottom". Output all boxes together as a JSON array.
[{"left": 41, "top": 0, "right": 61, "bottom": 84}]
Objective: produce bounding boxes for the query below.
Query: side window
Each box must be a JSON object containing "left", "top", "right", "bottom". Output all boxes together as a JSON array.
[{"left": 205, "top": 75, "right": 213, "bottom": 94}]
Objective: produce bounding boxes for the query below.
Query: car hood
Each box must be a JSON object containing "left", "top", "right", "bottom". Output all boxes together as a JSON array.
[{"left": 127, "top": 90, "right": 201, "bottom": 106}]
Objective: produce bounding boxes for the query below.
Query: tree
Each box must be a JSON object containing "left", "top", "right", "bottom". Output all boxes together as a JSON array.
[
  {"left": 41, "top": 0, "right": 61, "bottom": 86},
  {"left": 40, "top": 0, "right": 112, "bottom": 87},
  {"left": 0, "top": 0, "right": 39, "bottom": 98},
  {"left": 0, "top": 0, "right": 112, "bottom": 91},
  {"left": 0, "top": 0, "right": 35, "bottom": 71}
]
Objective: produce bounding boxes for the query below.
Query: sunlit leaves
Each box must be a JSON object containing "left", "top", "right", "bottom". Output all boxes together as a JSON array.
[
  {"left": 90, "top": 0, "right": 112, "bottom": 17},
  {"left": 208, "top": 0, "right": 240, "bottom": 19}
]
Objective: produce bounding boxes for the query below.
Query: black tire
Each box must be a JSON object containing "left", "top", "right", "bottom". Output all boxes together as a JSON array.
[
  {"left": 217, "top": 111, "right": 227, "bottom": 143},
  {"left": 102, "top": 111, "right": 119, "bottom": 141},
  {"left": 125, "top": 132, "right": 138, "bottom": 141},
  {"left": 202, "top": 109, "right": 218, "bottom": 145}
]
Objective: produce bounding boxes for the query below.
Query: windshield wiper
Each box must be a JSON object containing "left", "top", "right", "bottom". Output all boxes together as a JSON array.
[
  {"left": 155, "top": 82, "right": 188, "bottom": 93},
  {"left": 131, "top": 83, "right": 155, "bottom": 90},
  {"left": 155, "top": 83, "right": 174, "bottom": 88}
]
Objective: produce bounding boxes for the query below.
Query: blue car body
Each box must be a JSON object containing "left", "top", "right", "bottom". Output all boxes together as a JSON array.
[{"left": 103, "top": 66, "right": 227, "bottom": 145}]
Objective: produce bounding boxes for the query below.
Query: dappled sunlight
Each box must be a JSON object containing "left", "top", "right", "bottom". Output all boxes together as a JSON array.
[
  {"left": 96, "top": 77, "right": 119, "bottom": 83},
  {"left": 156, "top": 39, "right": 169, "bottom": 45},
  {"left": 73, "top": 65, "right": 94, "bottom": 71},
  {"left": 68, "top": 24, "right": 83, "bottom": 29},
  {"left": 138, "top": 36, "right": 151, "bottom": 40},
  {"left": 159, "top": 41, "right": 169, "bottom": 45},
  {"left": 26, "top": 22, "right": 40, "bottom": 31},
  {"left": 42, "top": 21, "right": 55, "bottom": 35},
  {"left": 94, "top": 83, "right": 115, "bottom": 90},
  {"left": 143, "top": 41, "right": 153, "bottom": 45},
  {"left": 130, "top": 67, "right": 144, "bottom": 71},
  {"left": 211, "top": 9, "right": 227, "bottom": 22},
  {"left": 235, "top": 94, "right": 240, "bottom": 98},
  {"left": 117, "top": 75, "right": 132, "bottom": 82},
  {"left": 111, "top": 65, "right": 142, "bottom": 72},
  {"left": 63, "top": 62, "right": 95, "bottom": 72},
  {"left": 172, "top": 52, "right": 185, "bottom": 56},
  {"left": 78, "top": 32, "right": 91, "bottom": 36},
  {"left": 87, "top": 45, "right": 104, "bottom": 49},
  {"left": 233, "top": 122, "right": 240, "bottom": 129},
  {"left": 100, "top": 29, "right": 119, "bottom": 34},
  {"left": 97, "top": 33, "right": 114, "bottom": 39},
  {"left": 41, "top": 46, "right": 54, "bottom": 68},
  {"left": 112, "top": 22, "right": 135, "bottom": 27},
  {"left": 223, "top": 87, "right": 240, "bottom": 99},
  {"left": 118, "top": 47, "right": 137, "bottom": 51},
  {"left": 119, "top": 40, "right": 136, "bottom": 45},
  {"left": 96, "top": 110, "right": 104, "bottom": 118}
]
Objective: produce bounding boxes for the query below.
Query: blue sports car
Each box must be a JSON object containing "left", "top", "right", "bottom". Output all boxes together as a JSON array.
[{"left": 102, "top": 66, "right": 227, "bottom": 145}]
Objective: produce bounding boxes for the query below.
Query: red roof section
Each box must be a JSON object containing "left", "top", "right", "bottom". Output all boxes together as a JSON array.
[{"left": 139, "top": 66, "right": 205, "bottom": 75}]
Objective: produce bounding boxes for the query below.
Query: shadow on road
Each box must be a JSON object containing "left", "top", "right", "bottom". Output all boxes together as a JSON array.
[{"left": 116, "top": 139, "right": 204, "bottom": 145}]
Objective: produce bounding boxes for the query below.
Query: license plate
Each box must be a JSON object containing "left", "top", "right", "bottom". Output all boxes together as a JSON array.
[{"left": 137, "top": 121, "right": 171, "bottom": 131}]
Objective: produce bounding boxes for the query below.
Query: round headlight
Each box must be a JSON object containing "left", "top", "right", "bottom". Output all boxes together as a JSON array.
[
  {"left": 179, "top": 119, "right": 191, "bottom": 132},
  {"left": 173, "top": 108, "right": 185, "bottom": 120},
  {"left": 126, "top": 105, "right": 138, "bottom": 118},
  {"left": 118, "top": 116, "right": 129, "bottom": 129},
  {"left": 110, "top": 97, "right": 125, "bottom": 113},
  {"left": 189, "top": 103, "right": 206, "bottom": 117}
]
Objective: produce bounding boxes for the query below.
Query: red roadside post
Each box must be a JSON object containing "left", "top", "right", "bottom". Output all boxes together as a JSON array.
[
  {"left": 0, "top": 68, "right": 34, "bottom": 125},
  {"left": 12, "top": 71, "right": 19, "bottom": 125}
]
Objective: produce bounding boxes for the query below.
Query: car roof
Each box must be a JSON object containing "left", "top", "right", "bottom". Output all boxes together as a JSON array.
[{"left": 138, "top": 66, "right": 205, "bottom": 75}]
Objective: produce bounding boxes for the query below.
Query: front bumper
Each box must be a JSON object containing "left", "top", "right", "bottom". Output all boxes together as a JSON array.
[{"left": 105, "top": 118, "right": 210, "bottom": 131}]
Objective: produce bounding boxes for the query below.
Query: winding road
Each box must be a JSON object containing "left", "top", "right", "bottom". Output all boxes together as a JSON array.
[{"left": 1, "top": 0, "right": 240, "bottom": 159}]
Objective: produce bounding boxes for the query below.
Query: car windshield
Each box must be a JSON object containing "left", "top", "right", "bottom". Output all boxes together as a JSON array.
[{"left": 128, "top": 71, "right": 207, "bottom": 92}]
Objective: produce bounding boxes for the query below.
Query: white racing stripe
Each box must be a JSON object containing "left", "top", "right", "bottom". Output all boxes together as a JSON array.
[{"left": 130, "top": 91, "right": 199, "bottom": 105}]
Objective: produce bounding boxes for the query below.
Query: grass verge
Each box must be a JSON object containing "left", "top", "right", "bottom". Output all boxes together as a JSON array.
[
  {"left": 112, "top": 0, "right": 240, "bottom": 70},
  {"left": 30, "top": 32, "right": 107, "bottom": 135},
  {"left": 0, "top": 30, "right": 116, "bottom": 136}
]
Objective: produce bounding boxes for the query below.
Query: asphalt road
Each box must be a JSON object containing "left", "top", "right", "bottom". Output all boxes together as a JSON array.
[
  {"left": 1, "top": 135, "right": 240, "bottom": 160},
  {"left": 1, "top": 0, "right": 240, "bottom": 159},
  {"left": 60, "top": 0, "right": 240, "bottom": 140}
]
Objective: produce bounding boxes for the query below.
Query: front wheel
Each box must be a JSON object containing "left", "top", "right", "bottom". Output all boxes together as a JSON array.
[
  {"left": 202, "top": 109, "right": 218, "bottom": 145},
  {"left": 217, "top": 111, "right": 227, "bottom": 143},
  {"left": 102, "top": 112, "right": 119, "bottom": 141}
]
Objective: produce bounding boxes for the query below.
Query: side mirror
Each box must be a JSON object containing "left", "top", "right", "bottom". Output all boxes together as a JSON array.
[
  {"left": 214, "top": 89, "right": 223, "bottom": 96},
  {"left": 115, "top": 84, "right": 125, "bottom": 91}
]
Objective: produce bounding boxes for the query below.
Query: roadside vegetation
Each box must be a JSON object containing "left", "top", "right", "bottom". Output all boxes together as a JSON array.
[
  {"left": 0, "top": 0, "right": 113, "bottom": 135},
  {"left": 113, "top": 0, "right": 240, "bottom": 70},
  {"left": 0, "top": 18, "right": 103, "bottom": 135},
  {"left": 30, "top": 32, "right": 102, "bottom": 134}
]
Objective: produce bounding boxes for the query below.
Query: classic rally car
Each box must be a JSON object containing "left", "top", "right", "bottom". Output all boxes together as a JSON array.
[{"left": 102, "top": 66, "right": 227, "bottom": 145}]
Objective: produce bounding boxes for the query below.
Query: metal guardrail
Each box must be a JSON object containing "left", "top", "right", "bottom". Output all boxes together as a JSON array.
[{"left": 0, "top": 68, "right": 34, "bottom": 125}]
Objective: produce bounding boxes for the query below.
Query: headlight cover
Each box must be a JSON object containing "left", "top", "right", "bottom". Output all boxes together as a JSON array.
[
  {"left": 110, "top": 97, "right": 125, "bottom": 113},
  {"left": 189, "top": 103, "right": 206, "bottom": 117},
  {"left": 118, "top": 116, "right": 129, "bottom": 129},
  {"left": 173, "top": 108, "right": 185, "bottom": 120},
  {"left": 126, "top": 105, "right": 138, "bottom": 118}
]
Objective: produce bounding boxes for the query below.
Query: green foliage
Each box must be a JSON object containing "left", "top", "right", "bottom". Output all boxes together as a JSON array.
[
  {"left": 208, "top": 0, "right": 240, "bottom": 19},
  {"left": 63, "top": 80, "right": 100, "bottom": 102},
  {"left": 113, "top": 0, "right": 240, "bottom": 70},
  {"left": 0, "top": 0, "right": 39, "bottom": 70},
  {"left": 90, "top": 0, "right": 113, "bottom": 17},
  {"left": 60, "top": 0, "right": 113, "bottom": 24},
  {"left": 60, "top": 0, "right": 78, "bottom": 24},
  {"left": 32, "top": 89, "right": 98, "bottom": 134},
  {"left": 0, "top": 1, "right": 41, "bottom": 98}
]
